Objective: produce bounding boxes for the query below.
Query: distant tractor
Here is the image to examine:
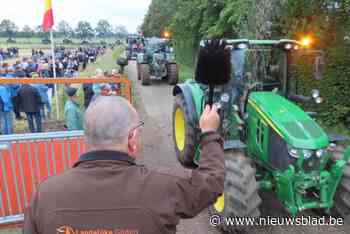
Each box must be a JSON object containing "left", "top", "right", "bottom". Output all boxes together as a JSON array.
[
  {"left": 137, "top": 37, "right": 178, "bottom": 86},
  {"left": 125, "top": 34, "right": 144, "bottom": 61},
  {"left": 172, "top": 39, "right": 350, "bottom": 232}
]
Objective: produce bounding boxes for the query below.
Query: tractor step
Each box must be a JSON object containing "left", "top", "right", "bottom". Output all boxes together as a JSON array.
[{"left": 224, "top": 140, "right": 246, "bottom": 150}]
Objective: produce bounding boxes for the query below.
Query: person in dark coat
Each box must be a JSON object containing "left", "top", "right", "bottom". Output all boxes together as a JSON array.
[
  {"left": 17, "top": 84, "right": 43, "bottom": 133},
  {"left": 13, "top": 66, "right": 26, "bottom": 120},
  {"left": 83, "top": 83, "right": 94, "bottom": 109},
  {"left": 24, "top": 97, "right": 224, "bottom": 234}
]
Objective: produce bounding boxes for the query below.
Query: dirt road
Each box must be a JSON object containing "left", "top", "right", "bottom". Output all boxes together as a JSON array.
[{"left": 127, "top": 61, "right": 349, "bottom": 234}]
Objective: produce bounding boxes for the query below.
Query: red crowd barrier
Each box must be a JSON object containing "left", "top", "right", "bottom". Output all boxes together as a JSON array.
[
  {"left": 0, "top": 131, "right": 86, "bottom": 226},
  {"left": 0, "top": 76, "right": 133, "bottom": 227}
]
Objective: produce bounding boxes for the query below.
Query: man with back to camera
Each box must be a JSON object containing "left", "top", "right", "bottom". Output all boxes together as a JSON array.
[{"left": 24, "top": 96, "right": 225, "bottom": 234}]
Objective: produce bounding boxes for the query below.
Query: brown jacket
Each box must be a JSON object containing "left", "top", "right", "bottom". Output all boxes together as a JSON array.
[{"left": 24, "top": 132, "right": 225, "bottom": 234}]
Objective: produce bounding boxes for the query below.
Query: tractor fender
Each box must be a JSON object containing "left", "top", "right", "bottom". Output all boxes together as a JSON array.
[{"left": 173, "top": 81, "right": 203, "bottom": 124}]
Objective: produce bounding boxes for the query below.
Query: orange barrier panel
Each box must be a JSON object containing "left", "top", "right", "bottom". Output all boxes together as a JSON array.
[
  {"left": 0, "top": 131, "right": 85, "bottom": 226},
  {"left": 0, "top": 77, "right": 133, "bottom": 103}
]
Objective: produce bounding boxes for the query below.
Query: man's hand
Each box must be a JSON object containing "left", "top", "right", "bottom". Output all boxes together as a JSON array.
[{"left": 199, "top": 105, "right": 220, "bottom": 133}]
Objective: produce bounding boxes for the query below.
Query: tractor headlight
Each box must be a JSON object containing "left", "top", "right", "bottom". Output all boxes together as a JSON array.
[
  {"left": 316, "top": 149, "right": 327, "bottom": 158},
  {"left": 284, "top": 43, "right": 293, "bottom": 50},
  {"left": 302, "top": 149, "right": 313, "bottom": 159},
  {"left": 287, "top": 145, "right": 313, "bottom": 159},
  {"left": 315, "top": 97, "right": 323, "bottom": 104},
  {"left": 237, "top": 43, "right": 248, "bottom": 50},
  {"left": 311, "top": 89, "right": 320, "bottom": 99},
  {"left": 220, "top": 93, "right": 230, "bottom": 103},
  {"left": 288, "top": 146, "right": 299, "bottom": 158}
]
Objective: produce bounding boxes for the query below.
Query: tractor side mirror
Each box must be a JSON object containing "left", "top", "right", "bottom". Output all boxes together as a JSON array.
[{"left": 314, "top": 55, "right": 325, "bottom": 80}]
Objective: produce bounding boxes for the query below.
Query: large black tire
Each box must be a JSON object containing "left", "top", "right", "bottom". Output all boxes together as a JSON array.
[
  {"left": 209, "top": 151, "right": 261, "bottom": 233},
  {"left": 172, "top": 93, "right": 198, "bottom": 168},
  {"left": 167, "top": 63, "right": 179, "bottom": 85},
  {"left": 333, "top": 150, "right": 350, "bottom": 223},
  {"left": 140, "top": 64, "right": 151, "bottom": 86}
]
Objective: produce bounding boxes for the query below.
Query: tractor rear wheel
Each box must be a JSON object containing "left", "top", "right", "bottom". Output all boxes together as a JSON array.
[
  {"left": 167, "top": 63, "right": 179, "bottom": 85},
  {"left": 140, "top": 64, "right": 151, "bottom": 86},
  {"left": 209, "top": 151, "right": 261, "bottom": 233},
  {"left": 334, "top": 155, "right": 350, "bottom": 222},
  {"left": 172, "top": 93, "right": 197, "bottom": 168}
]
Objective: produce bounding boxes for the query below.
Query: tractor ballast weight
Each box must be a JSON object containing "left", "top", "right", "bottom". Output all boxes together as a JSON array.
[
  {"left": 137, "top": 37, "right": 179, "bottom": 86},
  {"left": 172, "top": 39, "right": 350, "bottom": 232}
]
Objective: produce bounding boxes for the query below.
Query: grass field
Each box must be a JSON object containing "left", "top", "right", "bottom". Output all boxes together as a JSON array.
[
  {"left": 1, "top": 37, "right": 121, "bottom": 64},
  {"left": 0, "top": 37, "right": 119, "bottom": 47}
]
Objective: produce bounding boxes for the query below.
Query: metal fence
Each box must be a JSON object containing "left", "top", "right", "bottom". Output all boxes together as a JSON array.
[{"left": 0, "top": 131, "right": 85, "bottom": 226}]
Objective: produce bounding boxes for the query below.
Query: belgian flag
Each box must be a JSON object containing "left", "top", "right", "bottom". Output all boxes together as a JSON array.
[{"left": 43, "top": 0, "right": 54, "bottom": 32}]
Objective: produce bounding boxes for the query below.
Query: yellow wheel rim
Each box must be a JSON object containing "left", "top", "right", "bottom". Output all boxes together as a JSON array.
[
  {"left": 174, "top": 108, "right": 186, "bottom": 151},
  {"left": 213, "top": 194, "right": 225, "bottom": 213}
]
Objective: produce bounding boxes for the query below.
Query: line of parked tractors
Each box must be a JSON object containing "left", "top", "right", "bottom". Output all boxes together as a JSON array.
[{"left": 118, "top": 34, "right": 350, "bottom": 233}]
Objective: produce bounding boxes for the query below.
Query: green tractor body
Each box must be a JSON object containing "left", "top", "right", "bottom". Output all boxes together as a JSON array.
[
  {"left": 172, "top": 39, "right": 350, "bottom": 230},
  {"left": 137, "top": 37, "right": 178, "bottom": 86}
]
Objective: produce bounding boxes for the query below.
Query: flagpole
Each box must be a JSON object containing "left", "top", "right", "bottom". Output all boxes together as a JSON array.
[{"left": 50, "top": 29, "right": 59, "bottom": 120}]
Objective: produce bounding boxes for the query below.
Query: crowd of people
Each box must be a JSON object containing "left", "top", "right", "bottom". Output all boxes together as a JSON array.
[
  {"left": 0, "top": 46, "right": 107, "bottom": 135},
  {"left": 0, "top": 47, "right": 19, "bottom": 64}
]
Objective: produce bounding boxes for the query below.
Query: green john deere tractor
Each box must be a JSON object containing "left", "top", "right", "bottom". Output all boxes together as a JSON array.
[
  {"left": 137, "top": 37, "right": 178, "bottom": 86},
  {"left": 172, "top": 39, "right": 350, "bottom": 232}
]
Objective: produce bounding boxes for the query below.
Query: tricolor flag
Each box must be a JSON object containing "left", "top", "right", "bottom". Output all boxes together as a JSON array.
[{"left": 43, "top": 0, "right": 54, "bottom": 32}]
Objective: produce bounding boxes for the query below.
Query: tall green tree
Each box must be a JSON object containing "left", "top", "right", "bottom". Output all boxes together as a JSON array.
[
  {"left": 21, "top": 25, "right": 34, "bottom": 37},
  {"left": 0, "top": 19, "right": 18, "bottom": 39},
  {"left": 95, "top": 19, "right": 113, "bottom": 38},
  {"left": 75, "top": 21, "right": 94, "bottom": 41},
  {"left": 57, "top": 20, "right": 74, "bottom": 38}
]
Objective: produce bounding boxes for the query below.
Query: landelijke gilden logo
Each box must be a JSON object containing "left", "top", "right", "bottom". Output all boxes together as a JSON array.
[
  {"left": 56, "top": 226, "right": 76, "bottom": 234},
  {"left": 57, "top": 225, "right": 139, "bottom": 234}
]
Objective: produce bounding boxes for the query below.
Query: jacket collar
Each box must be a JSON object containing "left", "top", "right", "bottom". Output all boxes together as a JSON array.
[{"left": 73, "top": 150, "right": 136, "bottom": 167}]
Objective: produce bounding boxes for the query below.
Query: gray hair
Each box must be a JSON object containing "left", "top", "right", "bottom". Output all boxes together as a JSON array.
[{"left": 84, "top": 96, "right": 137, "bottom": 146}]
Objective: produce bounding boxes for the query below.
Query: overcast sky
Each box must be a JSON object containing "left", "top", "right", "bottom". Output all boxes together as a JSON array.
[{"left": 0, "top": 0, "right": 151, "bottom": 33}]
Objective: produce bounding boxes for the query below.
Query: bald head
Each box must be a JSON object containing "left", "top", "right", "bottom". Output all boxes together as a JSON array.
[{"left": 84, "top": 96, "right": 138, "bottom": 148}]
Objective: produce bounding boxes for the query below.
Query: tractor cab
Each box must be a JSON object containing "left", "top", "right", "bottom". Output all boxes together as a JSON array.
[
  {"left": 125, "top": 34, "right": 145, "bottom": 60},
  {"left": 142, "top": 37, "right": 174, "bottom": 64},
  {"left": 227, "top": 39, "right": 325, "bottom": 104},
  {"left": 136, "top": 37, "right": 178, "bottom": 86}
]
